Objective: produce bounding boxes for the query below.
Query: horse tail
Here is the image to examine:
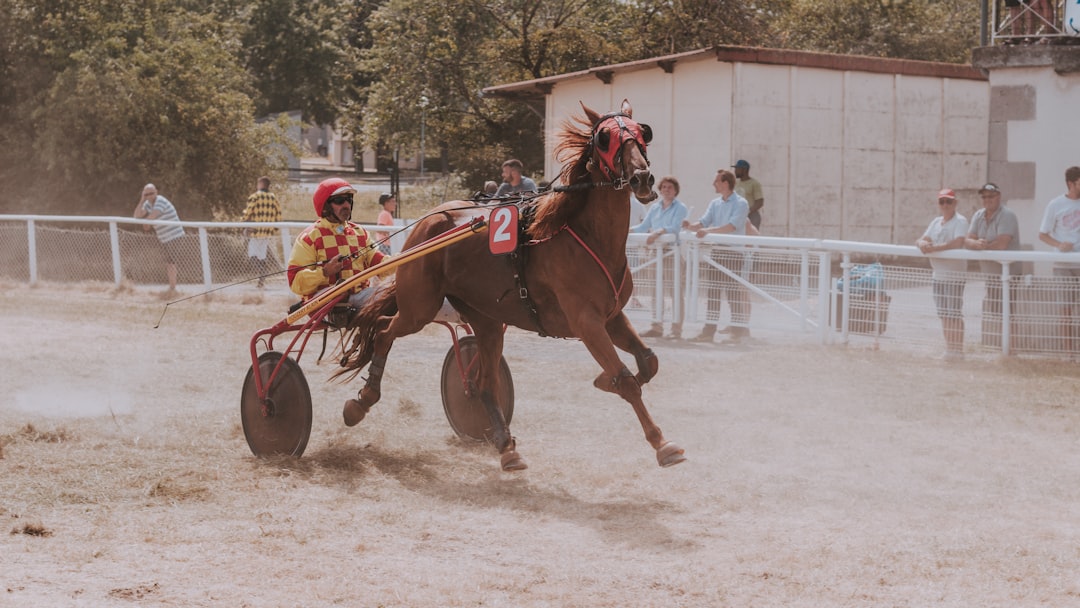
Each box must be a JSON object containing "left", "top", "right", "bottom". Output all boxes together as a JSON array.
[{"left": 332, "top": 280, "right": 398, "bottom": 382}]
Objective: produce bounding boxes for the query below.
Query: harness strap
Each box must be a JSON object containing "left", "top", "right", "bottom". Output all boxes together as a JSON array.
[
  {"left": 564, "top": 227, "right": 627, "bottom": 314},
  {"left": 508, "top": 249, "right": 548, "bottom": 337}
]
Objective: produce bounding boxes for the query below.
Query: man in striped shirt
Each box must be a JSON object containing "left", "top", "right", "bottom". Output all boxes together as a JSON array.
[
  {"left": 240, "top": 176, "right": 281, "bottom": 287},
  {"left": 134, "top": 183, "right": 184, "bottom": 294}
]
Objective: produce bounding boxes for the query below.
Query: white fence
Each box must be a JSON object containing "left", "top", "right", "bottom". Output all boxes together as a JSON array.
[{"left": 5, "top": 214, "right": 1080, "bottom": 361}]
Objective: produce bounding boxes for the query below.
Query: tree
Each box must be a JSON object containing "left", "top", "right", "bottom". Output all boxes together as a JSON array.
[
  {"left": 240, "top": 0, "right": 361, "bottom": 126},
  {"left": 776, "top": 0, "right": 979, "bottom": 63},
  {"left": 0, "top": 0, "right": 292, "bottom": 217},
  {"left": 624, "top": 0, "right": 782, "bottom": 57}
]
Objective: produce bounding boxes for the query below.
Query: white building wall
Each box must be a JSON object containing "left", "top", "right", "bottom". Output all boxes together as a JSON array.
[
  {"left": 987, "top": 65, "right": 1080, "bottom": 250},
  {"left": 539, "top": 53, "right": 988, "bottom": 243}
]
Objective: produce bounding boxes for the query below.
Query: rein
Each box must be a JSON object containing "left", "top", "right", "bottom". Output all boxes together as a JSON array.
[{"left": 552, "top": 179, "right": 632, "bottom": 192}]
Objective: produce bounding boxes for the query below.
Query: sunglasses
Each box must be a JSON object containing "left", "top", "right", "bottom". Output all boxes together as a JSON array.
[
  {"left": 327, "top": 194, "right": 353, "bottom": 206},
  {"left": 938, "top": 199, "right": 956, "bottom": 205}
]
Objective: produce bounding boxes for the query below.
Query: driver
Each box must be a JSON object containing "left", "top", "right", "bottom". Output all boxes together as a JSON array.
[{"left": 287, "top": 178, "right": 388, "bottom": 308}]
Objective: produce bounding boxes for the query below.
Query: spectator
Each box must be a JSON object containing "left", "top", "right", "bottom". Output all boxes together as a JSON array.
[
  {"left": 133, "top": 183, "right": 184, "bottom": 296},
  {"left": 682, "top": 169, "right": 751, "bottom": 343},
  {"left": 1037, "top": 166, "right": 1080, "bottom": 356},
  {"left": 240, "top": 176, "right": 281, "bottom": 288},
  {"left": 632, "top": 176, "right": 689, "bottom": 339},
  {"left": 917, "top": 188, "right": 970, "bottom": 360},
  {"left": 494, "top": 159, "right": 538, "bottom": 197},
  {"left": 375, "top": 192, "right": 397, "bottom": 255},
  {"left": 965, "top": 182, "right": 1022, "bottom": 346},
  {"left": 732, "top": 159, "right": 765, "bottom": 230}
]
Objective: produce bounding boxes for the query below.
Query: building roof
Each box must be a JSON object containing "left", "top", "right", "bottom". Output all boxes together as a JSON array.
[{"left": 483, "top": 45, "right": 986, "bottom": 101}]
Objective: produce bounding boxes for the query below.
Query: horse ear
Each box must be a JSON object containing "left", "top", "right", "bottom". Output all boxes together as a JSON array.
[
  {"left": 580, "top": 101, "right": 599, "bottom": 126},
  {"left": 620, "top": 99, "right": 633, "bottom": 118}
]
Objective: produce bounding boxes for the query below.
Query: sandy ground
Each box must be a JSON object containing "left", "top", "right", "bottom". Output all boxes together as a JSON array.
[{"left": 3, "top": 282, "right": 1080, "bottom": 607}]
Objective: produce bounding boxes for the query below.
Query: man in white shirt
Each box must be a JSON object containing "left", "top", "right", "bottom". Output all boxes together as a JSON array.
[
  {"left": 917, "top": 188, "right": 969, "bottom": 359},
  {"left": 1037, "top": 166, "right": 1080, "bottom": 356}
]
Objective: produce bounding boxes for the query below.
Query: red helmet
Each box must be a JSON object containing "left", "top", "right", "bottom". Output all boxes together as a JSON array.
[{"left": 313, "top": 178, "right": 357, "bottom": 217}]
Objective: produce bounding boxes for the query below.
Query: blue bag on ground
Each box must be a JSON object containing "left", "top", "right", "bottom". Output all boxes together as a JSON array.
[{"left": 834, "top": 262, "right": 890, "bottom": 334}]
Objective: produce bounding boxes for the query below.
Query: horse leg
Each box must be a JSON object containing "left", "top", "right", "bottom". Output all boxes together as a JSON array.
[
  {"left": 466, "top": 314, "right": 526, "bottom": 471},
  {"left": 579, "top": 324, "right": 685, "bottom": 467},
  {"left": 605, "top": 311, "right": 658, "bottom": 385},
  {"left": 343, "top": 315, "right": 395, "bottom": 426}
]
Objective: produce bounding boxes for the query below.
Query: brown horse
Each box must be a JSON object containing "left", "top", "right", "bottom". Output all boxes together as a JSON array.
[{"left": 338, "top": 99, "right": 685, "bottom": 471}]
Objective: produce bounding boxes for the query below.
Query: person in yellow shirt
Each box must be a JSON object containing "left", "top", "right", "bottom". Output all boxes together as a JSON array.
[{"left": 240, "top": 176, "right": 281, "bottom": 287}]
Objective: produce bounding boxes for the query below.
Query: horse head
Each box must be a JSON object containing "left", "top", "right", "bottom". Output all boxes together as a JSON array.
[{"left": 582, "top": 99, "right": 655, "bottom": 201}]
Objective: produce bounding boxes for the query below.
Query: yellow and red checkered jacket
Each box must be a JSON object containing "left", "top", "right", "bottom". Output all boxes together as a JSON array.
[
  {"left": 287, "top": 218, "right": 386, "bottom": 299},
  {"left": 240, "top": 190, "right": 281, "bottom": 238}
]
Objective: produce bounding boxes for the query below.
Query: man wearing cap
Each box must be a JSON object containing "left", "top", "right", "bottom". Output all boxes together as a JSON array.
[
  {"left": 1037, "top": 166, "right": 1080, "bottom": 355},
  {"left": 732, "top": 160, "right": 764, "bottom": 230},
  {"left": 287, "top": 177, "right": 387, "bottom": 308},
  {"left": 917, "top": 188, "right": 969, "bottom": 359},
  {"left": 965, "top": 182, "right": 1022, "bottom": 346}
]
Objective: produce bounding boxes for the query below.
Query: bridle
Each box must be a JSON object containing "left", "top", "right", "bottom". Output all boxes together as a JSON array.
[{"left": 587, "top": 112, "right": 653, "bottom": 188}]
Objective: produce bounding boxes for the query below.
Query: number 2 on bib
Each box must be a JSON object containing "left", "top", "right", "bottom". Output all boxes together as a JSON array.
[{"left": 488, "top": 205, "right": 518, "bottom": 255}]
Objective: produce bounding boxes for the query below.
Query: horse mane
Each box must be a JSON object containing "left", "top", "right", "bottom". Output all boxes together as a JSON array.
[{"left": 527, "top": 113, "right": 594, "bottom": 240}]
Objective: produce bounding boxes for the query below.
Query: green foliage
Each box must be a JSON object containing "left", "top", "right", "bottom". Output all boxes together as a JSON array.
[
  {"left": 0, "top": 0, "right": 291, "bottom": 218},
  {"left": 0, "top": 0, "right": 981, "bottom": 219},
  {"left": 776, "top": 0, "right": 979, "bottom": 63},
  {"left": 240, "top": 0, "right": 360, "bottom": 126}
]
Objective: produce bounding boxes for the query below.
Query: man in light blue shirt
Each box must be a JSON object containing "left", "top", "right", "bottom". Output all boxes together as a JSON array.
[{"left": 682, "top": 169, "right": 751, "bottom": 342}]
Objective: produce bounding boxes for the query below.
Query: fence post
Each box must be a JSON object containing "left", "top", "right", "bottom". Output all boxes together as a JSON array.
[
  {"left": 109, "top": 221, "right": 122, "bottom": 286},
  {"left": 652, "top": 244, "right": 664, "bottom": 325},
  {"left": 839, "top": 253, "right": 852, "bottom": 342},
  {"left": 673, "top": 239, "right": 683, "bottom": 326},
  {"left": 799, "top": 250, "right": 810, "bottom": 331},
  {"left": 280, "top": 226, "right": 293, "bottom": 264},
  {"left": 817, "top": 252, "right": 832, "bottom": 344},
  {"left": 686, "top": 240, "right": 700, "bottom": 323},
  {"left": 27, "top": 219, "right": 37, "bottom": 285},
  {"left": 198, "top": 227, "right": 212, "bottom": 289},
  {"left": 1001, "top": 265, "right": 1012, "bottom": 356}
]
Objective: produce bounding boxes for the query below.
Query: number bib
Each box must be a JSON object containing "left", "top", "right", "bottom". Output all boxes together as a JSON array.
[{"left": 488, "top": 205, "right": 519, "bottom": 255}]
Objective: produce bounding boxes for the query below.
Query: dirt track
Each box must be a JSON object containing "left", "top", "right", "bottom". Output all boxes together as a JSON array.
[{"left": 3, "top": 283, "right": 1080, "bottom": 607}]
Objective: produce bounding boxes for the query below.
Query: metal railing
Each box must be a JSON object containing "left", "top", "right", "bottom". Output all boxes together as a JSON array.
[
  {"left": 987, "top": 0, "right": 1078, "bottom": 44},
  {"left": 626, "top": 232, "right": 1080, "bottom": 360},
  {"left": 6, "top": 214, "right": 1080, "bottom": 360}
]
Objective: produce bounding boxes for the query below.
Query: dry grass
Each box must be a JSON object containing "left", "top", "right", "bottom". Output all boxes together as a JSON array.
[
  {"left": 3, "top": 284, "right": 1080, "bottom": 606},
  {"left": 277, "top": 177, "right": 471, "bottom": 224}
]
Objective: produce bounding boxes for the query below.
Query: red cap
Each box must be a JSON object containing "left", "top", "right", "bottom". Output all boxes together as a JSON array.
[
  {"left": 937, "top": 188, "right": 956, "bottom": 200},
  {"left": 313, "top": 178, "right": 356, "bottom": 216}
]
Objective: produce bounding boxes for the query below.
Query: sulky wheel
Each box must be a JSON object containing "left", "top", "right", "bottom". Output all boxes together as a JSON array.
[
  {"left": 241, "top": 351, "right": 312, "bottom": 457},
  {"left": 440, "top": 335, "right": 514, "bottom": 442}
]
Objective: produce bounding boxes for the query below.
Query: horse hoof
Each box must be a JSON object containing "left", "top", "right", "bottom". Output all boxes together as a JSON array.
[
  {"left": 500, "top": 450, "right": 528, "bottom": 471},
  {"left": 343, "top": 399, "right": 370, "bottom": 427},
  {"left": 592, "top": 374, "right": 616, "bottom": 394},
  {"left": 656, "top": 441, "right": 686, "bottom": 467}
]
